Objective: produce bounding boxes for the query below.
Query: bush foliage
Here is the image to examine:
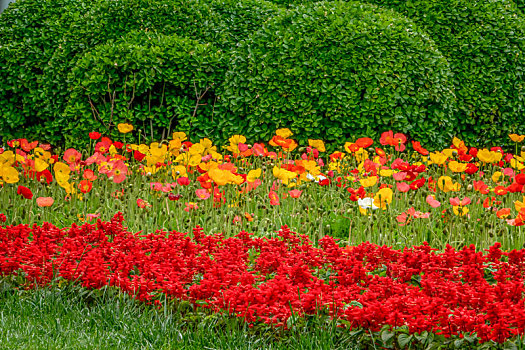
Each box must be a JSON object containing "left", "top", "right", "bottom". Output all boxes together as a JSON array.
[
  {"left": 220, "top": 1, "right": 457, "bottom": 146},
  {"left": 0, "top": 0, "right": 523, "bottom": 148}
]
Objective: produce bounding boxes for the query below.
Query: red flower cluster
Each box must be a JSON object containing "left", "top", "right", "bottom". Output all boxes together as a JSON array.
[{"left": 0, "top": 215, "right": 524, "bottom": 343}]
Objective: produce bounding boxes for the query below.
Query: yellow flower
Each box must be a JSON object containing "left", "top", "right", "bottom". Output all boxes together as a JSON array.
[
  {"left": 208, "top": 168, "right": 231, "bottom": 186},
  {"left": 448, "top": 161, "right": 467, "bottom": 173},
  {"left": 0, "top": 166, "right": 19, "bottom": 184},
  {"left": 172, "top": 132, "right": 187, "bottom": 142},
  {"left": 437, "top": 176, "right": 461, "bottom": 192},
  {"left": 171, "top": 165, "right": 188, "bottom": 180},
  {"left": 429, "top": 152, "right": 448, "bottom": 165},
  {"left": 355, "top": 148, "right": 369, "bottom": 162},
  {"left": 275, "top": 128, "right": 293, "bottom": 139},
  {"left": 247, "top": 168, "right": 262, "bottom": 182},
  {"left": 0, "top": 151, "right": 15, "bottom": 168},
  {"left": 510, "top": 134, "right": 525, "bottom": 142},
  {"left": 34, "top": 158, "right": 49, "bottom": 172},
  {"left": 373, "top": 188, "right": 393, "bottom": 210},
  {"left": 510, "top": 158, "right": 525, "bottom": 170},
  {"left": 199, "top": 138, "right": 217, "bottom": 155},
  {"left": 452, "top": 206, "right": 469, "bottom": 217},
  {"left": 189, "top": 143, "right": 205, "bottom": 156},
  {"left": 379, "top": 168, "right": 394, "bottom": 177},
  {"left": 491, "top": 171, "right": 503, "bottom": 183},
  {"left": 308, "top": 139, "right": 325, "bottom": 152},
  {"left": 226, "top": 135, "right": 247, "bottom": 153},
  {"left": 272, "top": 166, "right": 297, "bottom": 185},
  {"left": 452, "top": 137, "right": 468, "bottom": 152},
  {"left": 117, "top": 123, "right": 134, "bottom": 134},
  {"left": 477, "top": 149, "right": 502, "bottom": 163},
  {"left": 360, "top": 176, "right": 378, "bottom": 188},
  {"left": 515, "top": 197, "right": 525, "bottom": 212}
]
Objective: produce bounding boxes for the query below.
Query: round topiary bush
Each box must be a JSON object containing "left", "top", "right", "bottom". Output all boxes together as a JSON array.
[
  {"left": 362, "top": 0, "right": 525, "bottom": 147},
  {"left": 219, "top": 1, "right": 457, "bottom": 148},
  {"left": 0, "top": 0, "right": 282, "bottom": 146},
  {"left": 64, "top": 31, "right": 224, "bottom": 144}
]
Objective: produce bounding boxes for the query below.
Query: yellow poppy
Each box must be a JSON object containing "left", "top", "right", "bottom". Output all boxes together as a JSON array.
[
  {"left": 373, "top": 188, "right": 393, "bottom": 210},
  {"left": 117, "top": 123, "right": 134, "bottom": 133},
  {"left": 448, "top": 161, "right": 467, "bottom": 173},
  {"left": 308, "top": 139, "right": 325, "bottom": 152},
  {"left": 360, "top": 176, "right": 378, "bottom": 188}
]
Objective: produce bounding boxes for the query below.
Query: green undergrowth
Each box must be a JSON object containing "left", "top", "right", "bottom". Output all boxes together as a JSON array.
[{"left": 0, "top": 278, "right": 524, "bottom": 349}]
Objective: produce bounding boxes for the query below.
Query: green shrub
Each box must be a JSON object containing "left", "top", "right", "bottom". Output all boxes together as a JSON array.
[
  {"left": 64, "top": 31, "right": 224, "bottom": 144},
  {"left": 360, "top": 0, "right": 525, "bottom": 147},
  {"left": 220, "top": 1, "right": 457, "bottom": 148},
  {"left": 0, "top": 0, "right": 281, "bottom": 146}
]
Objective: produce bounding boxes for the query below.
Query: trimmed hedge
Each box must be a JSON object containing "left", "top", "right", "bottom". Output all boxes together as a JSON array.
[
  {"left": 220, "top": 1, "right": 457, "bottom": 148},
  {"left": 363, "top": 0, "right": 525, "bottom": 147},
  {"left": 0, "top": 0, "right": 281, "bottom": 146},
  {"left": 64, "top": 31, "right": 224, "bottom": 144}
]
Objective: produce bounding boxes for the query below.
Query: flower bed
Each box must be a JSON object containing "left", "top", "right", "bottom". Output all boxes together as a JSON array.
[
  {"left": 1, "top": 214, "right": 524, "bottom": 345},
  {"left": 2, "top": 128, "right": 525, "bottom": 249}
]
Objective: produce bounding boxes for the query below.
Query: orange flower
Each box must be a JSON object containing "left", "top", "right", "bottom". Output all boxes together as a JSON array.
[
  {"left": 510, "top": 134, "right": 525, "bottom": 143},
  {"left": 117, "top": 123, "right": 134, "bottom": 133},
  {"left": 36, "top": 197, "right": 54, "bottom": 207},
  {"left": 496, "top": 208, "right": 511, "bottom": 219},
  {"left": 79, "top": 180, "right": 93, "bottom": 193},
  {"left": 288, "top": 189, "right": 302, "bottom": 198}
]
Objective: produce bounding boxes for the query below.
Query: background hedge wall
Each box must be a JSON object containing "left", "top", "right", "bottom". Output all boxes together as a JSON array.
[
  {"left": 219, "top": 1, "right": 457, "bottom": 147},
  {"left": 0, "top": 0, "right": 524, "bottom": 149}
]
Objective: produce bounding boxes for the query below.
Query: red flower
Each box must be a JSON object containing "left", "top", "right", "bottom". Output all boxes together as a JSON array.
[
  {"left": 0, "top": 213, "right": 6, "bottom": 222},
  {"left": 411, "top": 141, "right": 429, "bottom": 156},
  {"left": 17, "top": 185, "right": 33, "bottom": 199},
  {"left": 79, "top": 180, "right": 93, "bottom": 194},
  {"left": 89, "top": 132, "right": 101, "bottom": 140},
  {"left": 355, "top": 137, "right": 374, "bottom": 148},
  {"left": 516, "top": 173, "right": 525, "bottom": 185}
]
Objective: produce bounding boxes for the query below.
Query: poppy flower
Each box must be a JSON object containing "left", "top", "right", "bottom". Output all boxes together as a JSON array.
[
  {"left": 137, "top": 198, "right": 151, "bottom": 208},
  {"left": 396, "top": 182, "right": 410, "bottom": 193},
  {"left": 168, "top": 193, "right": 182, "bottom": 201},
  {"left": 410, "top": 178, "right": 426, "bottom": 190},
  {"left": 36, "top": 197, "right": 54, "bottom": 207},
  {"left": 496, "top": 208, "right": 511, "bottom": 219},
  {"left": 373, "top": 187, "right": 393, "bottom": 210},
  {"left": 195, "top": 189, "right": 211, "bottom": 200},
  {"left": 308, "top": 139, "right": 326, "bottom": 152},
  {"left": 355, "top": 137, "right": 374, "bottom": 148},
  {"left": 288, "top": 189, "right": 302, "bottom": 198},
  {"left": 426, "top": 195, "right": 441, "bottom": 208},
  {"left": 117, "top": 123, "right": 134, "bottom": 134},
  {"left": 83, "top": 169, "right": 98, "bottom": 181},
  {"left": 177, "top": 177, "right": 191, "bottom": 186},
  {"left": 89, "top": 132, "right": 101, "bottom": 140},
  {"left": 411, "top": 141, "right": 429, "bottom": 156},
  {"left": 269, "top": 191, "right": 280, "bottom": 205},
  {"left": 17, "top": 185, "right": 33, "bottom": 199},
  {"left": 184, "top": 202, "right": 198, "bottom": 212},
  {"left": 0, "top": 213, "right": 6, "bottom": 223},
  {"left": 494, "top": 186, "right": 508, "bottom": 196},
  {"left": 79, "top": 180, "right": 93, "bottom": 194}
]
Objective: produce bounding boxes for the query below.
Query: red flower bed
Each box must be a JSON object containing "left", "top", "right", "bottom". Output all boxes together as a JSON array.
[{"left": 1, "top": 213, "right": 524, "bottom": 343}]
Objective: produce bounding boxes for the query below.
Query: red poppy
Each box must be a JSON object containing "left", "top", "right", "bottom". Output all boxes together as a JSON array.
[
  {"left": 410, "top": 177, "right": 426, "bottom": 190},
  {"left": 411, "top": 141, "right": 429, "bottom": 156},
  {"left": 355, "top": 137, "right": 374, "bottom": 148},
  {"left": 89, "top": 132, "right": 101, "bottom": 140},
  {"left": 79, "top": 180, "right": 93, "bottom": 194},
  {"left": 494, "top": 186, "right": 508, "bottom": 196},
  {"left": 17, "top": 185, "right": 33, "bottom": 199},
  {"left": 516, "top": 173, "right": 525, "bottom": 185}
]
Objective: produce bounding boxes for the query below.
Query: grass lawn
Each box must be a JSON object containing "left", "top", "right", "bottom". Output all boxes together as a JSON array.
[{"left": 0, "top": 282, "right": 362, "bottom": 349}]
